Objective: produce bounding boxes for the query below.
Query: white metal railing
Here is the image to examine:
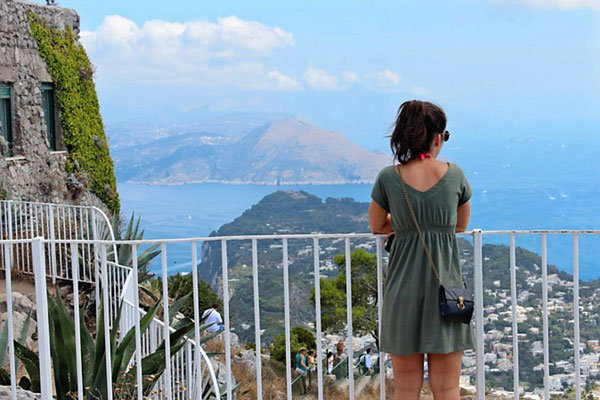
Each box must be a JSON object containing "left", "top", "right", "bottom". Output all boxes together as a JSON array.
[
  {"left": 1, "top": 229, "right": 599, "bottom": 400},
  {"left": 0, "top": 200, "right": 127, "bottom": 323},
  {"left": 2, "top": 237, "right": 221, "bottom": 400},
  {"left": 0, "top": 199, "right": 117, "bottom": 282},
  {"left": 0, "top": 200, "right": 220, "bottom": 400},
  {"left": 118, "top": 242, "right": 221, "bottom": 400}
]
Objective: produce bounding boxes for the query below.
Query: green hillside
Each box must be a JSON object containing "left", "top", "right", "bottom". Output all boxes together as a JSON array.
[{"left": 197, "top": 190, "right": 600, "bottom": 392}]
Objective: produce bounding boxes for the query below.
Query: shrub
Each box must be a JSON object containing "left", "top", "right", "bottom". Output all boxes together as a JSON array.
[
  {"left": 270, "top": 326, "right": 316, "bottom": 367},
  {"left": 28, "top": 14, "right": 120, "bottom": 214}
]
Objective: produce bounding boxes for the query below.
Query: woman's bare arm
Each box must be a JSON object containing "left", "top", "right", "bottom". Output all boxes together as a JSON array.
[
  {"left": 369, "top": 201, "right": 393, "bottom": 234},
  {"left": 456, "top": 201, "right": 471, "bottom": 233}
]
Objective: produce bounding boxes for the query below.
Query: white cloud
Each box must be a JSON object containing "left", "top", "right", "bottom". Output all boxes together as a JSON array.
[
  {"left": 217, "top": 16, "right": 295, "bottom": 54},
  {"left": 493, "top": 0, "right": 600, "bottom": 10},
  {"left": 267, "top": 70, "right": 303, "bottom": 91},
  {"left": 304, "top": 66, "right": 342, "bottom": 90},
  {"left": 81, "top": 15, "right": 298, "bottom": 90},
  {"left": 370, "top": 69, "right": 401, "bottom": 88},
  {"left": 81, "top": 16, "right": 418, "bottom": 95},
  {"left": 360, "top": 69, "right": 402, "bottom": 92},
  {"left": 342, "top": 71, "right": 360, "bottom": 83},
  {"left": 303, "top": 68, "right": 407, "bottom": 92}
]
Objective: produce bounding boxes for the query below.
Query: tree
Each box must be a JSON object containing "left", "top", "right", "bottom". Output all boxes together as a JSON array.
[
  {"left": 311, "top": 248, "right": 381, "bottom": 347},
  {"left": 270, "top": 327, "right": 316, "bottom": 367},
  {"left": 166, "top": 273, "right": 221, "bottom": 320}
]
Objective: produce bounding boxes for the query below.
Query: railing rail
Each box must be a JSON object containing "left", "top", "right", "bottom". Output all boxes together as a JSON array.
[
  {"left": 2, "top": 229, "right": 599, "bottom": 399},
  {"left": 0, "top": 199, "right": 118, "bottom": 282}
]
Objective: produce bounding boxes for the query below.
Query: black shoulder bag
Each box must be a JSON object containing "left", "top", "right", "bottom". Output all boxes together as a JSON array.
[{"left": 398, "top": 166, "right": 474, "bottom": 325}]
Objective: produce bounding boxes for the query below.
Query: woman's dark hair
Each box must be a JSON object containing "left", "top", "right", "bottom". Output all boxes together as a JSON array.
[{"left": 390, "top": 100, "right": 447, "bottom": 164}]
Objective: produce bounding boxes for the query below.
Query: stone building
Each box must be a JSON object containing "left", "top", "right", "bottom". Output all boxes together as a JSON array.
[{"left": 0, "top": 0, "right": 118, "bottom": 215}]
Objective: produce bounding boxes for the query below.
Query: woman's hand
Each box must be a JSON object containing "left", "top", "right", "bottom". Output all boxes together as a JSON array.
[
  {"left": 455, "top": 201, "right": 471, "bottom": 233},
  {"left": 369, "top": 201, "right": 393, "bottom": 234}
]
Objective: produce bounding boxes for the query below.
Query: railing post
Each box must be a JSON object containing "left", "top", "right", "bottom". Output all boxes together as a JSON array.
[
  {"left": 541, "top": 234, "right": 550, "bottom": 400},
  {"left": 160, "top": 243, "right": 172, "bottom": 400},
  {"left": 345, "top": 237, "right": 355, "bottom": 400},
  {"left": 573, "top": 234, "right": 581, "bottom": 400},
  {"left": 313, "top": 238, "right": 324, "bottom": 400},
  {"left": 132, "top": 245, "right": 144, "bottom": 400},
  {"left": 376, "top": 236, "right": 385, "bottom": 400},
  {"left": 252, "top": 239, "right": 263, "bottom": 400},
  {"left": 70, "top": 243, "right": 84, "bottom": 399},
  {"left": 473, "top": 229, "right": 485, "bottom": 400},
  {"left": 91, "top": 208, "right": 100, "bottom": 322},
  {"left": 191, "top": 242, "right": 204, "bottom": 400},
  {"left": 282, "top": 238, "right": 292, "bottom": 400},
  {"left": 509, "top": 234, "right": 519, "bottom": 399},
  {"left": 6, "top": 201, "right": 12, "bottom": 243},
  {"left": 221, "top": 239, "right": 233, "bottom": 400},
  {"left": 32, "top": 238, "right": 53, "bottom": 400},
  {"left": 4, "top": 243, "right": 17, "bottom": 400},
  {"left": 48, "top": 206, "right": 57, "bottom": 284},
  {"left": 100, "top": 245, "right": 114, "bottom": 400}
]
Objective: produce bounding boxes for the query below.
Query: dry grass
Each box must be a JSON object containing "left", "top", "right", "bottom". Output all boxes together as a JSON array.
[
  {"left": 232, "top": 360, "right": 350, "bottom": 400},
  {"left": 232, "top": 358, "right": 287, "bottom": 400},
  {"left": 204, "top": 335, "right": 226, "bottom": 354},
  {"left": 356, "top": 376, "right": 395, "bottom": 400},
  {"left": 206, "top": 339, "right": 494, "bottom": 400}
]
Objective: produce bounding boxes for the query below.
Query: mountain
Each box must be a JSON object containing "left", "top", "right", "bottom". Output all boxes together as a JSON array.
[
  {"left": 106, "top": 112, "right": 293, "bottom": 149},
  {"left": 111, "top": 118, "right": 389, "bottom": 185}
]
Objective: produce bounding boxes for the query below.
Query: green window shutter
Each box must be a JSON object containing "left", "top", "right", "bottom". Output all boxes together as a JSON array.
[
  {"left": 0, "top": 83, "right": 9, "bottom": 99},
  {"left": 0, "top": 83, "right": 12, "bottom": 154},
  {"left": 41, "top": 83, "right": 56, "bottom": 151}
]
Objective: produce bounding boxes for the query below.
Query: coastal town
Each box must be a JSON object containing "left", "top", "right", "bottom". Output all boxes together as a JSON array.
[{"left": 456, "top": 245, "right": 600, "bottom": 398}]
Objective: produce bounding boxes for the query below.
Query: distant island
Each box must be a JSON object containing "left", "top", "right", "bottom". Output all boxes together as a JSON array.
[
  {"left": 194, "top": 189, "right": 600, "bottom": 394},
  {"left": 111, "top": 118, "right": 390, "bottom": 185}
]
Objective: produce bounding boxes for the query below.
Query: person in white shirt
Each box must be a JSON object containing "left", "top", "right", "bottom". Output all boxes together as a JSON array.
[
  {"left": 359, "top": 348, "right": 374, "bottom": 375},
  {"left": 365, "top": 348, "right": 373, "bottom": 371},
  {"left": 202, "top": 303, "right": 224, "bottom": 333},
  {"left": 326, "top": 351, "right": 334, "bottom": 374}
]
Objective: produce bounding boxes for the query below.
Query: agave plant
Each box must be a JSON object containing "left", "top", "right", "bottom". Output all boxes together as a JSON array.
[
  {"left": 111, "top": 213, "right": 161, "bottom": 284},
  {"left": 0, "top": 307, "right": 32, "bottom": 387},
  {"left": 14, "top": 290, "right": 239, "bottom": 399}
]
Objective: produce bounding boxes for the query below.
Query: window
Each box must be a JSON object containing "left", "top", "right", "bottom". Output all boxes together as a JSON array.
[
  {"left": 41, "top": 83, "right": 57, "bottom": 151},
  {"left": 0, "top": 83, "right": 12, "bottom": 155}
]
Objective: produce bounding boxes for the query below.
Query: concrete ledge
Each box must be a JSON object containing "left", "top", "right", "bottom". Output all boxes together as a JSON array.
[{"left": 5, "top": 155, "right": 26, "bottom": 162}]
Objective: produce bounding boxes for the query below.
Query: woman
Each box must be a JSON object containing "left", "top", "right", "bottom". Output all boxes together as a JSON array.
[
  {"left": 306, "top": 349, "right": 317, "bottom": 389},
  {"left": 307, "top": 349, "right": 317, "bottom": 372},
  {"left": 326, "top": 351, "right": 334, "bottom": 374},
  {"left": 369, "top": 100, "right": 473, "bottom": 400},
  {"left": 295, "top": 348, "right": 309, "bottom": 394}
]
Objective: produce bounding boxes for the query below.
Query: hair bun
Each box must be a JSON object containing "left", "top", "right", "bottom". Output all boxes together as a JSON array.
[{"left": 390, "top": 100, "right": 447, "bottom": 164}]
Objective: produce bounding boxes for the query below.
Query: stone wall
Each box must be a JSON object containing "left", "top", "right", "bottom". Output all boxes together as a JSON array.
[{"left": 0, "top": 0, "right": 110, "bottom": 214}]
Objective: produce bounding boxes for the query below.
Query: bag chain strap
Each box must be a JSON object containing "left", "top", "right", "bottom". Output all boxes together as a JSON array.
[{"left": 397, "top": 165, "right": 467, "bottom": 288}]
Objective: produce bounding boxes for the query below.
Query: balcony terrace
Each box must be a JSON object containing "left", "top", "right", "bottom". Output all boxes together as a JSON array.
[{"left": 0, "top": 199, "right": 598, "bottom": 400}]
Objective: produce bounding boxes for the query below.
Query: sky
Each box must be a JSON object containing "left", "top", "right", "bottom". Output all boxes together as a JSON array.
[{"left": 31, "top": 0, "right": 600, "bottom": 150}]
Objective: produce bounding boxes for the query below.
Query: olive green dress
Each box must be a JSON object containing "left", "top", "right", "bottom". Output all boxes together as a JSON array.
[{"left": 371, "top": 163, "right": 474, "bottom": 356}]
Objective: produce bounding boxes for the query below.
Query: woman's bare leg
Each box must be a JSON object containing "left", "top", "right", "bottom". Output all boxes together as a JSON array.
[
  {"left": 390, "top": 353, "right": 424, "bottom": 400},
  {"left": 428, "top": 351, "right": 463, "bottom": 400}
]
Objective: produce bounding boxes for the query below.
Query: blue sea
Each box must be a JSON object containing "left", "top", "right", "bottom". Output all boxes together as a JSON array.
[{"left": 118, "top": 138, "right": 600, "bottom": 280}]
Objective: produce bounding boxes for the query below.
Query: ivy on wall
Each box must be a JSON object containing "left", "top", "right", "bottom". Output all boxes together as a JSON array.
[{"left": 28, "top": 14, "right": 120, "bottom": 214}]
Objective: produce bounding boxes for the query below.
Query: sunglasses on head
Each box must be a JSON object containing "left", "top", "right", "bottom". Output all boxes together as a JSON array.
[{"left": 442, "top": 130, "right": 450, "bottom": 142}]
